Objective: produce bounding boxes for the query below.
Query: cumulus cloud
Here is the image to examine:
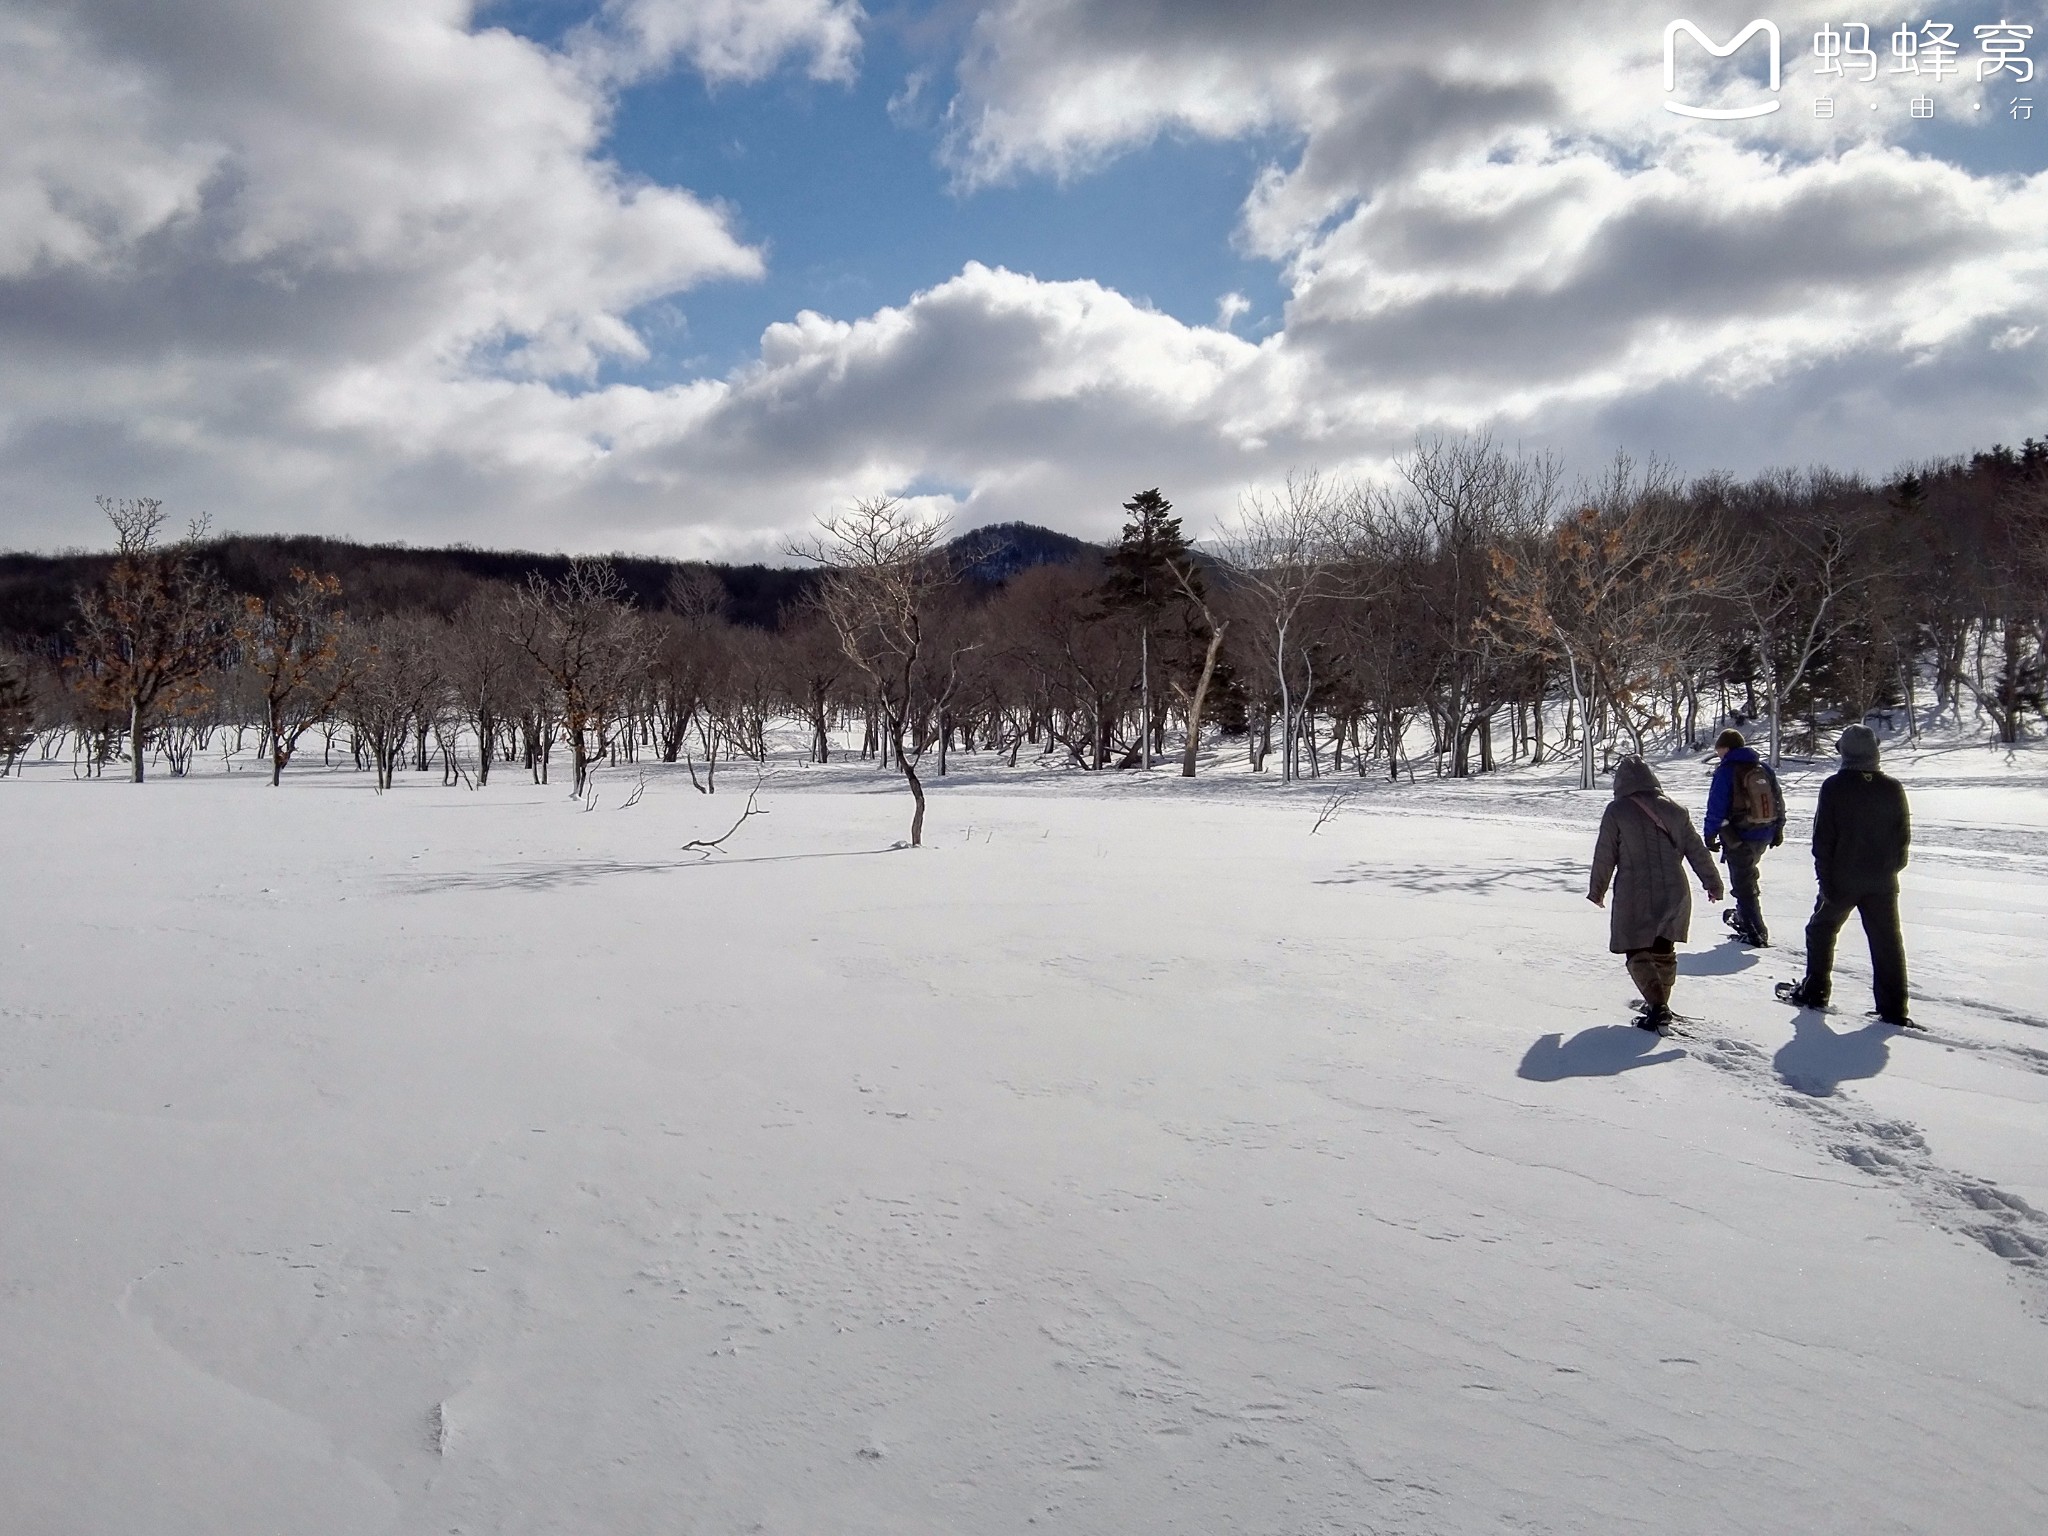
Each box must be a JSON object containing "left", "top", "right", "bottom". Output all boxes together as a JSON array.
[
  {"left": 937, "top": 0, "right": 2048, "bottom": 477},
  {"left": 576, "top": 0, "right": 865, "bottom": 85},
  {"left": 3, "top": 0, "right": 2046, "bottom": 561},
  {"left": 0, "top": 0, "right": 782, "bottom": 547},
  {"left": 0, "top": 7, "right": 221, "bottom": 279}
]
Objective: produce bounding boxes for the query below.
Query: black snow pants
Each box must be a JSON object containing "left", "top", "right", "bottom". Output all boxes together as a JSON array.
[
  {"left": 1803, "top": 888, "right": 1909, "bottom": 1020},
  {"left": 1722, "top": 838, "right": 1767, "bottom": 942}
]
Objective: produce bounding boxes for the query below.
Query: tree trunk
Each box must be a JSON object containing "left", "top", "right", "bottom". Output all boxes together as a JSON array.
[
  {"left": 129, "top": 697, "right": 145, "bottom": 783},
  {"left": 1140, "top": 627, "right": 1151, "bottom": 771},
  {"left": 1565, "top": 648, "right": 1595, "bottom": 790},
  {"left": 893, "top": 716, "right": 926, "bottom": 846},
  {"left": 1276, "top": 626, "right": 1294, "bottom": 783},
  {"left": 269, "top": 696, "right": 287, "bottom": 786}
]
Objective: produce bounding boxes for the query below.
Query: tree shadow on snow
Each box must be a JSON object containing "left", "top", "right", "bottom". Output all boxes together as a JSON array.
[
  {"left": 1519, "top": 1025, "right": 1684, "bottom": 1081},
  {"left": 1676, "top": 938, "right": 1760, "bottom": 977},
  {"left": 1320, "top": 860, "right": 1582, "bottom": 895},
  {"left": 1773, "top": 1011, "right": 1892, "bottom": 1097},
  {"left": 399, "top": 846, "right": 899, "bottom": 894}
]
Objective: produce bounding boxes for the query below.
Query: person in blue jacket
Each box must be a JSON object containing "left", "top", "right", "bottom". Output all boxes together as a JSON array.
[{"left": 1702, "top": 727, "right": 1784, "bottom": 945}]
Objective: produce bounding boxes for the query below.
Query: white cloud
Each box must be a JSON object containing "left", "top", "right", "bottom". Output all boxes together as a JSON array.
[
  {"left": 4, "top": 0, "right": 2047, "bottom": 563},
  {"left": 577, "top": 0, "right": 865, "bottom": 85},
  {"left": 934, "top": 0, "right": 2048, "bottom": 472},
  {"left": 0, "top": 7, "right": 221, "bottom": 278},
  {"left": 0, "top": 0, "right": 789, "bottom": 547}
]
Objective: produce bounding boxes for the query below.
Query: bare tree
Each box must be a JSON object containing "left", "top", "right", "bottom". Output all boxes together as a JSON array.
[
  {"left": 509, "top": 560, "right": 650, "bottom": 797},
  {"left": 794, "top": 497, "right": 954, "bottom": 846},
  {"left": 236, "top": 567, "right": 352, "bottom": 785},
  {"left": 70, "top": 498, "right": 230, "bottom": 783},
  {"left": 0, "top": 652, "right": 35, "bottom": 774},
  {"left": 343, "top": 614, "right": 445, "bottom": 792},
  {"left": 1721, "top": 474, "right": 1894, "bottom": 765},
  {"left": 446, "top": 591, "right": 525, "bottom": 786},
  {"left": 1214, "top": 472, "right": 1352, "bottom": 783},
  {"left": 1398, "top": 435, "right": 1560, "bottom": 777},
  {"left": 1489, "top": 458, "right": 1727, "bottom": 787},
  {"left": 1165, "top": 559, "right": 1228, "bottom": 777},
  {"left": 1954, "top": 475, "right": 2048, "bottom": 743},
  {"left": 779, "top": 608, "right": 849, "bottom": 764}
]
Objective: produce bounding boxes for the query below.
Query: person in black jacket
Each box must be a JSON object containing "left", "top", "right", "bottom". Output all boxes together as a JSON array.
[{"left": 1779, "top": 725, "right": 1913, "bottom": 1025}]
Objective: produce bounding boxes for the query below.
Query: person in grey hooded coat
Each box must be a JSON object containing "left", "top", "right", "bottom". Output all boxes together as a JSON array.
[{"left": 1588, "top": 757, "right": 1726, "bottom": 1029}]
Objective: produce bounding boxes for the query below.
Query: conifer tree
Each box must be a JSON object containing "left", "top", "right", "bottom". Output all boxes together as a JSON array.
[{"left": 1101, "top": 488, "right": 1199, "bottom": 768}]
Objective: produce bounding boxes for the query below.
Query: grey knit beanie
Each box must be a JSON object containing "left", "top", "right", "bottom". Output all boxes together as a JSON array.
[{"left": 1837, "top": 723, "right": 1880, "bottom": 771}]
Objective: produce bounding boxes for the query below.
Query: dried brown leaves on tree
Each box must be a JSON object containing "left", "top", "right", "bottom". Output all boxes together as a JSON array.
[
  {"left": 69, "top": 497, "right": 230, "bottom": 782},
  {"left": 236, "top": 567, "right": 351, "bottom": 785}
]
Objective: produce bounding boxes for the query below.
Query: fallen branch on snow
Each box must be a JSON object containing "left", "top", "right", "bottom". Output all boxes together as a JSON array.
[{"left": 681, "top": 780, "right": 766, "bottom": 858}]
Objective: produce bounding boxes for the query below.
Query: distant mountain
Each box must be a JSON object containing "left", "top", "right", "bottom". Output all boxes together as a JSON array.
[
  {"left": 0, "top": 521, "right": 1100, "bottom": 652},
  {"left": 0, "top": 534, "right": 821, "bottom": 649},
  {"left": 945, "top": 522, "right": 1099, "bottom": 586}
]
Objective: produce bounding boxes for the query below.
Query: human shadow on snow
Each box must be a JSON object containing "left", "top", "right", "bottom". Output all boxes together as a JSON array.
[
  {"left": 1773, "top": 1010, "right": 1892, "bottom": 1097},
  {"left": 1676, "top": 938, "right": 1760, "bottom": 977},
  {"left": 1519, "top": 1025, "right": 1684, "bottom": 1081}
]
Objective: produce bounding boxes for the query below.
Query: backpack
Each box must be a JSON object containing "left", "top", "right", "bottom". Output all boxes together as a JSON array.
[{"left": 1732, "top": 761, "right": 1777, "bottom": 828}]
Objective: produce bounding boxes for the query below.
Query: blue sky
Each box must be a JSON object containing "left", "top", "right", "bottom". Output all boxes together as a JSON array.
[
  {"left": 2, "top": 1, "right": 2045, "bottom": 556},
  {"left": 602, "top": 58, "right": 1294, "bottom": 381},
  {"left": 473, "top": 0, "right": 1295, "bottom": 379},
  {"left": 482, "top": 0, "right": 1299, "bottom": 385}
]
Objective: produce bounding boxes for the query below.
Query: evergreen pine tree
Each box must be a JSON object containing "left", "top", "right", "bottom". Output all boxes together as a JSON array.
[
  {"left": 1102, "top": 488, "right": 1196, "bottom": 622},
  {"left": 1101, "top": 489, "right": 1205, "bottom": 767}
]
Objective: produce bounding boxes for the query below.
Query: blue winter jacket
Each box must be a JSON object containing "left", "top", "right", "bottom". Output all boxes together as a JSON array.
[{"left": 1703, "top": 746, "right": 1784, "bottom": 844}]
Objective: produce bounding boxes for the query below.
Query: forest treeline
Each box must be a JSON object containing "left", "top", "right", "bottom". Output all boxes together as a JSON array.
[{"left": 2, "top": 434, "right": 2043, "bottom": 831}]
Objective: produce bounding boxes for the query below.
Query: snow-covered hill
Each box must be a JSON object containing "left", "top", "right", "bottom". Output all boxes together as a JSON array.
[{"left": 3, "top": 739, "right": 2044, "bottom": 1533}]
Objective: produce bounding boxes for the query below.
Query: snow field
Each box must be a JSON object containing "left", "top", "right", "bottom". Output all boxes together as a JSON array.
[{"left": 2, "top": 742, "right": 2046, "bottom": 1534}]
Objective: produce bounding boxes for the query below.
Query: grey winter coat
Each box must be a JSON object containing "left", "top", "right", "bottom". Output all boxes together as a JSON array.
[{"left": 1588, "top": 758, "right": 1725, "bottom": 953}]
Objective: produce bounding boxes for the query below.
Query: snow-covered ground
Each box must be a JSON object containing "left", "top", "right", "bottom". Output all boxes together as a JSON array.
[{"left": 3, "top": 736, "right": 2045, "bottom": 1534}]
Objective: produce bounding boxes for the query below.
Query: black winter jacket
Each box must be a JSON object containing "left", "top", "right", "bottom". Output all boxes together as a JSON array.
[{"left": 1812, "top": 769, "right": 1910, "bottom": 897}]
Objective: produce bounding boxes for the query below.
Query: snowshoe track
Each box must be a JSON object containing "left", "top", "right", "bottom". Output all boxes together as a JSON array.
[{"left": 1690, "top": 1033, "right": 2048, "bottom": 1313}]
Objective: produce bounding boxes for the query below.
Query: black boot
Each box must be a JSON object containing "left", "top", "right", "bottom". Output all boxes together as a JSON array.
[{"left": 1776, "top": 980, "right": 1825, "bottom": 1008}]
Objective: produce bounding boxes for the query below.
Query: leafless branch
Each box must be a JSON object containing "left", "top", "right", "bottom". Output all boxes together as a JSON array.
[
  {"left": 681, "top": 779, "right": 767, "bottom": 858},
  {"left": 1310, "top": 790, "right": 1357, "bottom": 834}
]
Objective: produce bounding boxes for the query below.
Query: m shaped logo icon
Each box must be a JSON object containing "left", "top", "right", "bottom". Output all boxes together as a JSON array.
[{"left": 1664, "top": 18, "right": 1782, "bottom": 118}]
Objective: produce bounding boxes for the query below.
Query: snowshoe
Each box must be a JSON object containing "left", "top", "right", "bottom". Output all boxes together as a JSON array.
[
  {"left": 1869, "top": 1012, "right": 1925, "bottom": 1032},
  {"left": 1722, "top": 908, "right": 1768, "bottom": 947},
  {"left": 1628, "top": 999, "right": 1690, "bottom": 1035},
  {"left": 1775, "top": 980, "right": 1827, "bottom": 1009}
]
